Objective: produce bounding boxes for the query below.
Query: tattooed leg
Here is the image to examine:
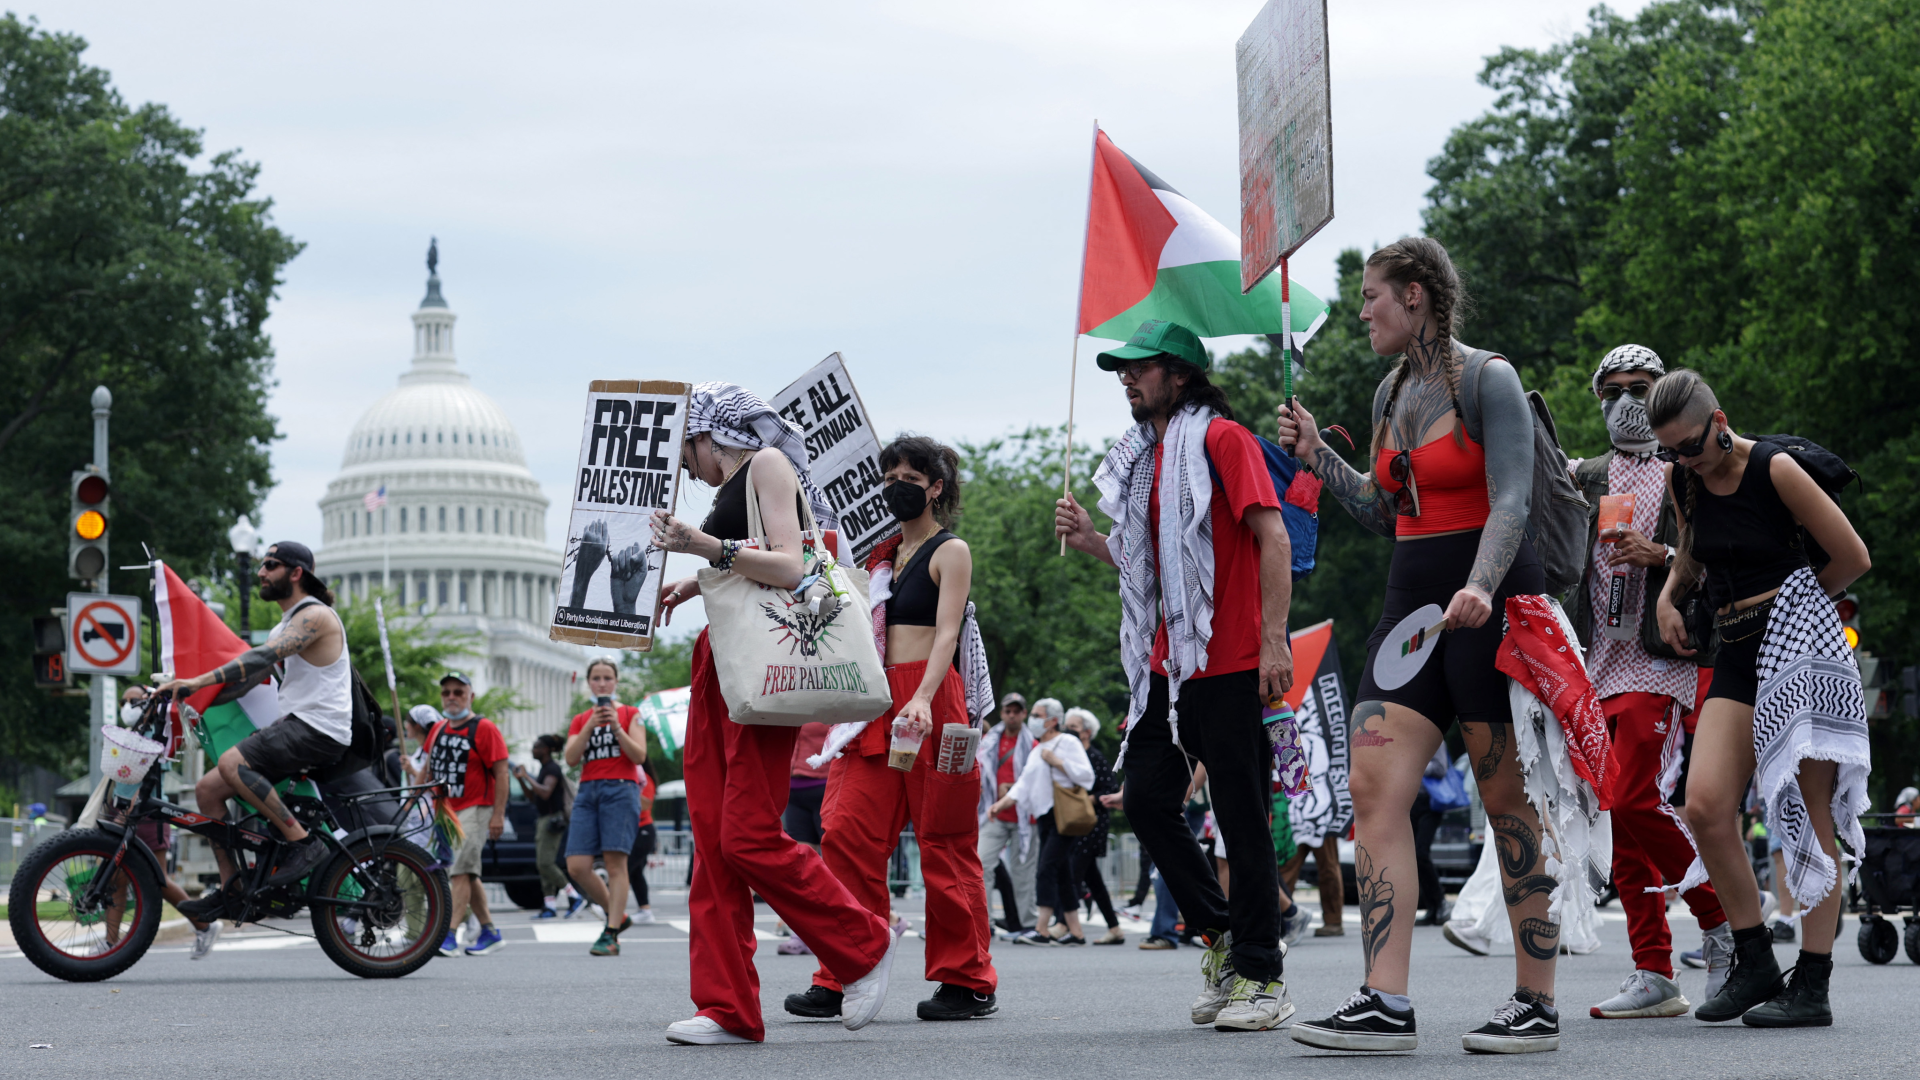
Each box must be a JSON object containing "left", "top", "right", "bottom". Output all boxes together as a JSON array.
[
  {"left": 1476, "top": 722, "right": 1505, "bottom": 781},
  {"left": 1464, "top": 721, "right": 1557, "bottom": 996},
  {"left": 1357, "top": 846, "right": 1395, "bottom": 981},
  {"left": 1346, "top": 701, "right": 1443, "bottom": 994}
]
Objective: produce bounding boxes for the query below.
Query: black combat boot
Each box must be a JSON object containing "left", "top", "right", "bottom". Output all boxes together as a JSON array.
[
  {"left": 1742, "top": 950, "right": 1833, "bottom": 1027},
  {"left": 1695, "top": 926, "right": 1784, "bottom": 1022}
]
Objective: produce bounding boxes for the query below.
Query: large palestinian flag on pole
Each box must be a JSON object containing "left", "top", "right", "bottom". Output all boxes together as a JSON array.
[
  {"left": 154, "top": 561, "right": 279, "bottom": 759},
  {"left": 1078, "top": 128, "right": 1327, "bottom": 343}
]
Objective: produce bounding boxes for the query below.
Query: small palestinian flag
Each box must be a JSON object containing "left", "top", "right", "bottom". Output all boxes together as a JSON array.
[
  {"left": 1078, "top": 128, "right": 1327, "bottom": 343},
  {"left": 154, "top": 561, "right": 280, "bottom": 759}
]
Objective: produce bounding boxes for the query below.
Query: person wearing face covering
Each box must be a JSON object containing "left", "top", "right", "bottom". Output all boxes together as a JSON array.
[
  {"left": 1568, "top": 346, "right": 1728, "bottom": 1020},
  {"left": 651, "top": 382, "right": 898, "bottom": 1045},
  {"left": 784, "top": 435, "right": 999, "bottom": 1023}
]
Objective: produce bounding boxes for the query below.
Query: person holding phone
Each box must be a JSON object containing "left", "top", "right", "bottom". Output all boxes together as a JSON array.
[{"left": 564, "top": 657, "right": 648, "bottom": 957}]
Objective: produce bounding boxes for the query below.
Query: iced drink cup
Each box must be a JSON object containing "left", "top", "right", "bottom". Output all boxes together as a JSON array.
[{"left": 888, "top": 717, "right": 926, "bottom": 772}]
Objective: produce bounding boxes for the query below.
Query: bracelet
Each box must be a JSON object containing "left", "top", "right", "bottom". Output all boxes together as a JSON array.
[{"left": 711, "top": 538, "right": 740, "bottom": 572}]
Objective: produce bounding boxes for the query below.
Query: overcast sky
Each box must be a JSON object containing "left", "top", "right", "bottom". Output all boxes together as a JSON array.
[{"left": 36, "top": 0, "right": 1642, "bottom": 560}]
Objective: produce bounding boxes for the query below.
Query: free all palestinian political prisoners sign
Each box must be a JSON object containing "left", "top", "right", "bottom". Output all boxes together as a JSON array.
[
  {"left": 1237, "top": 0, "right": 1333, "bottom": 293},
  {"left": 551, "top": 380, "right": 690, "bottom": 651},
  {"left": 770, "top": 354, "right": 895, "bottom": 564}
]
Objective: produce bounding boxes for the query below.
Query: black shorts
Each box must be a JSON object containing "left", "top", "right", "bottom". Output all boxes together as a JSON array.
[
  {"left": 783, "top": 781, "right": 826, "bottom": 846},
  {"left": 236, "top": 715, "right": 348, "bottom": 784},
  {"left": 1705, "top": 624, "right": 1763, "bottom": 707},
  {"left": 1355, "top": 530, "right": 1546, "bottom": 731}
]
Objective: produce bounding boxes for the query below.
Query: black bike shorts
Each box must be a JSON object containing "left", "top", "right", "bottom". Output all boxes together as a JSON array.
[
  {"left": 1355, "top": 530, "right": 1545, "bottom": 732},
  {"left": 236, "top": 715, "right": 348, "bottom": 784}
]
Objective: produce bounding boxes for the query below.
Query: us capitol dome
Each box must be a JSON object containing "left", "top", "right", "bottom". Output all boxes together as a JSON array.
[{"left": 315, "top": 243, "right": 584, "bottom": 741}]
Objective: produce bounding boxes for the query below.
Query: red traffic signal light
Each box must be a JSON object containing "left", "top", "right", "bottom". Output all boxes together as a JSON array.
[{"left": 76, "top": 474, "right": 108, "bottom": 504}]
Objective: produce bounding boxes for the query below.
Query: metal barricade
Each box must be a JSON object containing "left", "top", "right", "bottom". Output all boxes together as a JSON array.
[{"left": 1, "top": 818, "right": 69, "bottom": 891}]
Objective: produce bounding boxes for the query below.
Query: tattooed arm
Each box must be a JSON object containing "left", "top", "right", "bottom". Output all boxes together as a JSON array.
[
  {"left": 650, "top": 448, "right": 806, "bottom": 589},
  {"left": 1457, "top": 357, "right": 1534, "bottom": 627},
  {"left": 159, "top": 602, "right": 336, "bottom": 701},
  {"left": 1276, "top": 395, "right": 1397, "bottom": 537}
]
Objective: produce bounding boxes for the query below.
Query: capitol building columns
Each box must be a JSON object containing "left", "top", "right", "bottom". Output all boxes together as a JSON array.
[{"left": 315, "top": 244, "right": 585, "bottom": 746}]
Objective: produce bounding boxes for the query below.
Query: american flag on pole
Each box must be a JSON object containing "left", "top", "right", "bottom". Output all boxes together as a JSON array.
[{"left": 363, "top": 485, "right": 387, "bottom": 511}]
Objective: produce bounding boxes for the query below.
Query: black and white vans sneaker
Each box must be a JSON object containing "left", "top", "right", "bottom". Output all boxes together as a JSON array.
[
  {"left": 1289, "top": 988, "right": 1417, "bottom": 1051},
  {"left": 1462, "top": 995, "right": 1560, "bottom": 1054}
]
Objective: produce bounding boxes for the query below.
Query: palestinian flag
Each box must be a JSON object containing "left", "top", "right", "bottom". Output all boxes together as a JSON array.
[
  {"left": 154, "top": 561, "right": 279, "bottom": 760},
  {"left": 1078, "top": 128, "right": 1327, "bottom": 343},
  {"left": 1270, "top": 619, "right": 1353, "bottom": 847},
  {"left": 638, "top": 686, "right": 690, "bottom": 760}
]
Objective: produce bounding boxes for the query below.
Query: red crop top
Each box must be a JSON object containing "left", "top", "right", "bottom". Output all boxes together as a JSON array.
[{"left": 1375, "top": 432, "right": 1491, "bottom": 535}]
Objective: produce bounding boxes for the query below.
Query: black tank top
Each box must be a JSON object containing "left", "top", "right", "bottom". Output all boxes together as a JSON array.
[
  {"left": 701, "top": 464, "right": 752, "bottom": 541},
  {"left": 1686, "top": 442, "right": 1809, "bottom": 609},
  {"left": 889, "top": 531, "right": 956, "bottom": 626}
]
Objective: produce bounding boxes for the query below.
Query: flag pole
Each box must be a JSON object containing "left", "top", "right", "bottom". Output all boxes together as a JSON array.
[
  {"left": 375, "top": 597, "right": 406, "bottom": 769},
  {"left": 1062, "top": 119, "right": 1100, "bottom": 557}
]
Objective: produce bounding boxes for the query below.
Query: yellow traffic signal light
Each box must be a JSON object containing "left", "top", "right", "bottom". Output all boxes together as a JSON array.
[
  {"left": 69, "top": 469, "right": 109, "bottom": 581},
  {"left": 75, "top": 509, "right": 106, "bottom": 540}
]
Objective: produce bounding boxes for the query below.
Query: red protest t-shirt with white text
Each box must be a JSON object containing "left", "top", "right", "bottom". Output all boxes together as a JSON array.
[
  {"left": 994, "top": 731, "right": 1019, "bottom": 823},
  {"left": 1149, "top": 418, "right": 1280, "bottom": 677},
  {"left": 425, "top": 716, "right": 509, "bottom": 812},
  {"left": 569, "top": 704, "right": 643, "bottom": 784}
]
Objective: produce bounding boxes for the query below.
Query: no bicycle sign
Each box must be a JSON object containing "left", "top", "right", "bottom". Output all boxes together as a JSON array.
[{"left": 66, "top": 592, "right": 143, "bottom": 676}]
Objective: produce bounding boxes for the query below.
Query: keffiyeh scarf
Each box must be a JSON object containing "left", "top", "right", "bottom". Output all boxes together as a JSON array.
[
  {"left": 688, "top": 381, "right": 837, "bottom": 530},
  {"left": 1096, "top": 405, "right": 1217, "bottom": 763},
  {"left": 1668, "top": 567, "right": 1871, "bottom": 918}
]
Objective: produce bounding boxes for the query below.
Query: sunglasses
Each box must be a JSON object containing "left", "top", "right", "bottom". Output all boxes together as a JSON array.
[
  {"left": 1113, "top": 360, "right": 1160, "bottom": 383},
  {"left": 1388, "top": 448, "right": 1421, "bottom": 517},
  {"left": 1599, "top": 381, "right": 1652, "bottom": 402},
  {"left": 1655, "top": 423, "right": 1714, "bottom": 463},
  {"left": 440, "top": 687, "right": 469, "bottom": 697},
  {"left": 259, "top": 558, "right": 285, "bottom": 571}
]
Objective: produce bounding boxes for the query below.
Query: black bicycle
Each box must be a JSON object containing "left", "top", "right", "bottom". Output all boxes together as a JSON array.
[{"left": 7, "top": 693, "right": 452, "bottom": 982}]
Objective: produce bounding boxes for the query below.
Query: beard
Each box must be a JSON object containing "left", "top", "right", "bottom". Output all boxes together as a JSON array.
[
  {"left": 1130, "top": 400, "right": 1154, "bottom": 423},
  {"left": 258, "top": 574, "right": 293, "bottom": 601}
]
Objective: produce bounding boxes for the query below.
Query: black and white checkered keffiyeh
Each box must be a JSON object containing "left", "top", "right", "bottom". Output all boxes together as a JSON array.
[
  {"left": 1095, "top": 404, "right": 1218, "bottom": 766},
  {"left": 687, "top": 381, "right": 837, "bottom": 530},
  {"left": 1666, "top": 567, "right": 1871, "bottom": 917},
  {"left": 1590, "top": 343, "right": 1665, "bottom": 395}
]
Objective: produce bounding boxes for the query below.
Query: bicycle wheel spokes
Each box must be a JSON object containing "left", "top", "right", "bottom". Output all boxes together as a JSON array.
[
  {"left": 311, "top": 838, "right": 447, "bottom": 977},
  {"left": 37, "top": 853, "right": 142, "bottom": 961}
]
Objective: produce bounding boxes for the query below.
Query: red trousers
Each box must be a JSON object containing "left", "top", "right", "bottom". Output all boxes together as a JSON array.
[
  {"left": 685, "top": 631, "right": 891, "bottom": 1041},
  {"left": 1604, "top": 691, "right": 1727, "bottom": 977},
  {"left": 812, "top": 661, "right": 996, "bottom": 994}
]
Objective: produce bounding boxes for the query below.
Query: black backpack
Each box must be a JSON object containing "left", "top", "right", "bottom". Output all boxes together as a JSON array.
[
  {"left": 312, "top": 667, "right": 394, "bottom": 784},
  {"left": 1747, "top": 433, "right": 1859, "bottom": 572}
]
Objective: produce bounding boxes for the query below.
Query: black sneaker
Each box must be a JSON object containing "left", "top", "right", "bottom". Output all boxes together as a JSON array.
[
  {"left": 177, "top": 885, "right": 237, "bottom": 922},
  {"left": 1771, "top": 921, "right": 1796, "bottom": 943},
  {"left": 1289, "top": 988, "right": 1418, "bottom": 1052},
  {"left": 265, "top": 837, "right": 330, "bottom": 886},
  {"left": 916, "top": 983, "right": 998, "bottom": 1021},
  {"left": 783, "top": 984, "right": 843, "bottom": 1019},
  {"left": 1462, "top": 995, "right": 1560, "bottom": 1053}
]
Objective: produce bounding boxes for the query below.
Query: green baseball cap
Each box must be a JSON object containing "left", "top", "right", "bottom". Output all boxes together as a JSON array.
[{"left": 1095, "top": 319, "right": 1210, "bottom": 372}]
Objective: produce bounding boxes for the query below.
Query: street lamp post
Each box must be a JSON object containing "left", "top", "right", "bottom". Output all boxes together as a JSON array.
[{"left": 228, "top": 515, "right": 258, "bottom": 642}]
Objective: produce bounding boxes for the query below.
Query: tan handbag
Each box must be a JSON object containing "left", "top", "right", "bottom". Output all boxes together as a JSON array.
[
  {"left": 697, "top": 459, "right": 892, "bottom": 727},
  {"left": 1051, "top": 781, "right": 1097, "bottom": 837}
]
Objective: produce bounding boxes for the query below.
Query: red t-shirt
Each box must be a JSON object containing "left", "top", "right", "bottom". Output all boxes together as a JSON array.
[
  {"left": 1149, "top": 419, "right": 1281, "bottom": 677},
  {"left": 638, "top": 772, "right": 657, "bottom": 827},
  {"left": 569, "top": 704, "right": 643, "bottom": 784},
  {"left": 790, "top": 722, "right": 832, "bottom": 782},
  {"left": 994, "top": 731, "right": 1019, "bottom": 823},
  {"left": 425, "top": 716, "right": 509, "bottom": 812}
]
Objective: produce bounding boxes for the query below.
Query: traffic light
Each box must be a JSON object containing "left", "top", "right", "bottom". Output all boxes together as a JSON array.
[
  {"left": 1835, "top": 592, "right": 1861, "bottom": 649},
  {"left": 30, "top": 614, "right": 72, "bottom": 690},
  {"left": 68, "top": 468, "right": 108, "bottom": 581}
]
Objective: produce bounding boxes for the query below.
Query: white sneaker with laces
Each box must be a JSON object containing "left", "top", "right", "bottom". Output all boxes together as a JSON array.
[
  {"left": 1192, "top": 933, "right": 1235, "bottom": 1025},
  {"left": 1213, "top": 976, "right": 1295, "bottom": 1031},
  {"left": 190, "top": 921, "right": 222, "bottom": 960},
  {"left": 631, "top": 908, "right": 657, "bottom": 924},
  {"left": 1589, "top": 969, "right": 1689, "bottom": 1018},
  {"left": 666, "top": 1016, "right": 752, "bottom": 1045},
  {"left": 1701, "top": 922, "right": 1734, "bottom": 1000},
  {"left": 840, "top": 926, "right": 900, "bottom": 1031}
]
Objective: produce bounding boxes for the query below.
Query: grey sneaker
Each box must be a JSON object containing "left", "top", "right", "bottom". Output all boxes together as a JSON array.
[
  {"left": 1590, "top": 968, "right": 1690, "bottom": 1018},
  {"left": 1281, "top": 906, "right": 1308, "bottom": 948},
  {"left": 189, "top": 920, "right": 222, "bottom": 960},
  {"left": 1191, "top": 931, "right": 1235, "bottom": 1025},
  {"left": 1701, "top": 923, "right": 1734, "bottom": 1001},
  {"left": 1213, "top": 976, "right": 1295, "bottom": 1031}
]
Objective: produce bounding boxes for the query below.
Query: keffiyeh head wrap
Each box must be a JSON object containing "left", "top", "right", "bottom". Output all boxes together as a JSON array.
[
  {"left": 1590, "top": 343, "right": 1665, "bottom": 395},
  {"left": 687, "top": 381, "right": 837, "bottom": 530}
]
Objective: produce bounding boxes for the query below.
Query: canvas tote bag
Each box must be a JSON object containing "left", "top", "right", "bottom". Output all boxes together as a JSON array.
[{"left": 697, "top": 464, "right": 893, "bottom": 726}]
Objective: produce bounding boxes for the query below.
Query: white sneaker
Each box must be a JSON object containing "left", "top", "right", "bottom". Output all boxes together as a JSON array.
[
  {"left": 1443, "top": 922, "right": 1492, "bottom": 956},
  {"left": 1589, "top": 969, "right": 1690, "bottom": 1018},
  {"left": 1700, "top": 923, "right": 1734, "bottom": 1000},
  {"left": 665, "top": 1016, "right": 752, "bottom": 1045},
  {"left": 631, "top": 908, "right": 657, "bottom": 924},
  {"left": 1192, "top": 933, "right": 1235, "bottom": 1025},
  {"left": 840, "top": 927, "right": 900, "bottom": 1031},
  {"left": 1212, "top": 976, "right": 1295, "bottom": 1031},
  {"left": 190, "top": 921, "right": 222, "bottom": 960},
  {"left": 1758, "top": 890, "right": 1779, "bottom": 927}
]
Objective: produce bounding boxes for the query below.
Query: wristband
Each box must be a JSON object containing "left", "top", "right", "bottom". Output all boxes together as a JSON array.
[{"left": 711, "top": 538, "right": 740, "bottom": 572}]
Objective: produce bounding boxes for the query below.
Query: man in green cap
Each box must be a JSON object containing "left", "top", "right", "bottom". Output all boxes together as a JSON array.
[{"left": 1055, "top": 319, "right": 1300, "bottom": 1032}]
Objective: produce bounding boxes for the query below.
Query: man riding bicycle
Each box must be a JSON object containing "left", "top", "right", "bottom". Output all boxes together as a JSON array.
[{"left": 163, "top": 541, "right": 353, "bottom": 920}]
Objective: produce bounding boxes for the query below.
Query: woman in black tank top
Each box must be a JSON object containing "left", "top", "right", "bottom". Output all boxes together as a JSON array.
[{"left": 1647, "top": 370, "right": 1870, "bottom": 1027}]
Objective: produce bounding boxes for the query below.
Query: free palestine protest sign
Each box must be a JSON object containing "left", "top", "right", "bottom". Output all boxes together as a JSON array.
[
  {"left": 771, "top": 354, "right": 894, "bottom": 563},
  {"left": 551, "top": 380, "right": 690, "bottom": 651},
  {"left": 1237, "top": 0, "right": 1334, "bottom": 292}
]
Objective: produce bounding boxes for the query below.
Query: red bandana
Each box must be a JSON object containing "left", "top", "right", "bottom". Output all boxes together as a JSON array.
[{"left": 1495, "top": 595, "right": 1615, "bottom": 810}]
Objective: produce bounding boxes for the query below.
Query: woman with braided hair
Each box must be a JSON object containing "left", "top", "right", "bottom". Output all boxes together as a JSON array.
[
  {"left": 1278, "top": 238, "right": 1564, "bottom": 1054},
  {"left": 1647, "top": 370, "right": 1869, "bottom": 1028}
]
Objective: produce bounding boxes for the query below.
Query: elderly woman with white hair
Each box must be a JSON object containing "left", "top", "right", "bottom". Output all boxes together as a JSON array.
[
  {"left": 651, "top": 382, "right": 897, "bottom": 1044},
  {"left": 1063, "top": 707, "right": 1124, "bottom": 944},
  {"left": 991, "top": 697, "right": 1094, "bottom": 945}
]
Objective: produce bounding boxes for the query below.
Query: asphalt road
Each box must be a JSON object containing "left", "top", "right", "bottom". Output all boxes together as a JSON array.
[{"left": 4, "top": 890, "right": 1909, "bottom": 1079}]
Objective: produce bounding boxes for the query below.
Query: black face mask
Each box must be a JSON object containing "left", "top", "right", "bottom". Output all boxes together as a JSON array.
[{"left": 883, "top": 480, "right": 929, "bottom": 522}]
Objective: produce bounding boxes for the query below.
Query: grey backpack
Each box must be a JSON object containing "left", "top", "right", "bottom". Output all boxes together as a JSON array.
[{"left": 1458, "top": 350, "right": 1589, "bottom": 596}]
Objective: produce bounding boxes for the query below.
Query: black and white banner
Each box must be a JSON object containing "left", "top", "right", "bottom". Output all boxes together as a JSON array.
[
  {"left": 771, "top": 354, "right": 893, "bottom": 563},
  {"left": 552, "top": 380, "right": 689, "bottom": 650}
]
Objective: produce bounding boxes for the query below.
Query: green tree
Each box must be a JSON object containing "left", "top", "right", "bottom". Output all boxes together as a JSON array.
[{"left": 0, "top": 17, "right": 300, "bottom": 777}]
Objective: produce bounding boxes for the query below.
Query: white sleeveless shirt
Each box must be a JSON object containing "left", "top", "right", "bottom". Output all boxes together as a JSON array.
[{"left": 273, "top": 597, "right": 354, "bottom": 745}]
